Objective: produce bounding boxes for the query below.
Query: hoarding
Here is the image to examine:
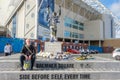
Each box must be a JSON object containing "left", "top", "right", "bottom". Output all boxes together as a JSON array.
[{"left": 37, "top": 0, "right": 54, "bottom": 39}]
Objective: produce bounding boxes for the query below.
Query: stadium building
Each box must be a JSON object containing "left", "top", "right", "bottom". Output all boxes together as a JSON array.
[
  {"left": 5, "top": 0, "right": 120, "bottom": 47},
  {"left": 0, "top": 25, "right": 6, "bottom": 37}
]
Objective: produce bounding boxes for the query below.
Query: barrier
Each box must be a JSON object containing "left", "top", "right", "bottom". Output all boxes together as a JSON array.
[
  {"left": 88, "top": 46, "right": 103, "bottom": 53},
  {"left": 0, "top": 37, "right": 24, "bottom": 53}
]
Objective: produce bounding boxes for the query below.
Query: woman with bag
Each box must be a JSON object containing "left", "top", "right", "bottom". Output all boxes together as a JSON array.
[{"left": 20, "top": 39, "right": 36, "bottom": 71}]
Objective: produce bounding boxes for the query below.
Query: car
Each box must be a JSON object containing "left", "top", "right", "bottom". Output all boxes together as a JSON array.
[
  {"left": 112, "top": 48, "right": 120, "bottom": 60},
  {"left": 67, "top": 49, "right": 80, "bottom": 54}
]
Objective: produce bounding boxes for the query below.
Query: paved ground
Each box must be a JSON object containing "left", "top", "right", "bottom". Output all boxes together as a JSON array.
[
  {"left": 0, "top": 53, "right": 4, "bottom": 56},
  {"left": 0, "top": 53, "right": 120, "bottom": 80},
  {"left": 0, "top": 53, "right": 115, "bottom": 60}
]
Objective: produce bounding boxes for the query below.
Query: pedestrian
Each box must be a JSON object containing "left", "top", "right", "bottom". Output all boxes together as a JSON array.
[
  {"left": 4, "top": 43, "right": 11, "bottom": 56},
  {"left": 20, "top": 39, "right": 36, "bottom": 71},
  {"left": 8, "top": 43, "right": 12, "bottom": 55}
]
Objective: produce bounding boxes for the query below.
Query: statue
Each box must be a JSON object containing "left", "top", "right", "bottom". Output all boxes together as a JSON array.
[{"left": 48, "top": 5, "right": 61, "bottom": 42}]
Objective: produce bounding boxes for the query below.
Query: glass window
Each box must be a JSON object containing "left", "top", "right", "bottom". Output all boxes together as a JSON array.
[
  {"left": 31, "top": 33, "right": 34, "bottom": 37},
  {"left": 31, "top": 13, "right": 35, "bottom": 18},
  {"left": 70, "top": 32, "right": 78, "bottom": 38},
  {"left": 12, "top": 15, "right": 17, "bottom": 38},
  {"left": 74, "top": 32, "right": 78, "bottom": 38},
  {"left": 64, "top": 31, "right": 71, "bottom": 37},
  {"left": 73, "top": 25, "right": 78, "bottom": 29},
  {"left": 79, "top": 34, "right": 84, "bottom": 39},
  {"left": 78, "top": 25, "right": 84, "bottom": 30},
  {"left": 64, "top": 16, "right": 84, "bottom": 30},
  {"left": 64, "top": 23, "right": 71, "bottom": 28},
  {"left": 80, "top": 23, "right": 84, "bottom": 26},
  {"left": 27, "top": 5, "right": 30, "bottom": 9},
  {"left": 70, "top": 32, "right": 74, "bottom": 38},
  {"left": 26, "top": 24, "right": 29, "bottom": 29}
]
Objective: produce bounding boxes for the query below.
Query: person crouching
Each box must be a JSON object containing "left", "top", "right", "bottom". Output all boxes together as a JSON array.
[{"left": 20, "top": 39, "right": 36, "bottom": 71}]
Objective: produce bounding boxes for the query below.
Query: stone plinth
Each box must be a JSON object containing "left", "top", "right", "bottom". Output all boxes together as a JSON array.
[{"left": 45, "top": 42, "right": 62, "bottom": 54}]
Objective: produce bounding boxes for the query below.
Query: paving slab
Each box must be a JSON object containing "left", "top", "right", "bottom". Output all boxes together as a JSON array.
[
  {"left": 0, "top": 53, "right": 119, "bottom": 80},
  {"left": 0, "top": 71, "right": 120, "bottom": 80}
]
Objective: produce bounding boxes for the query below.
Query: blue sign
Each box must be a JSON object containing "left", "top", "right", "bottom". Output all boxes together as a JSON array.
[{"left": 38, "top": 0, "right": 54, "bottom": 29}]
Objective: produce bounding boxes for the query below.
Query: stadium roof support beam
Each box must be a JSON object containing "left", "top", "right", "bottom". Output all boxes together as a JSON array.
[
  {"left": 56, "top": 0, "right": 102, "bottom": 20},
  {"left": 72, "top": 0, "right": 101, "bottom": 20}
]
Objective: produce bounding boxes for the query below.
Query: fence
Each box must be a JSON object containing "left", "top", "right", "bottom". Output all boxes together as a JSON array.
[
  {"left": 0, "top": 37, "right": 24, "bottom": 53},
  {"left": 88, "top": 46, "right": 103, "bottom": 53}
]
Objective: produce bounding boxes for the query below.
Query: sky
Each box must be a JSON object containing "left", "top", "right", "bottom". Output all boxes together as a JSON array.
[
  {"left": 99, "top": 0, "right": 120, "bottom": 19},
  {"left": 99, "top": 0, "right": 120, "bottom": 38},
  {"left": 0, "top": 0, "right": 120, "bottom": 25}
]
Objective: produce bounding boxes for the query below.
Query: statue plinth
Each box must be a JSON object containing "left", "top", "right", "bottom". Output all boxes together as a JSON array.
[{"left": 45, "top": 42, "right": 62, "bottom": 54}]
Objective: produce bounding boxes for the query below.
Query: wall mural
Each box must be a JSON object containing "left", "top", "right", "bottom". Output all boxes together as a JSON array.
[
  {"left": 38, "top": 0, "right": 54, "bottom": 29},
  {"left": 37, "top": 0, "right": 54, "bottom": 40}
]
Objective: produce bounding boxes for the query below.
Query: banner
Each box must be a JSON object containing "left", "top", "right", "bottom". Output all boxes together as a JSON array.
[
  {"left": 38, "top": 0, "right": 54, "bottom": 28},
  {"left": 37, "top": 0, "right": 54, "bottom": 39}
]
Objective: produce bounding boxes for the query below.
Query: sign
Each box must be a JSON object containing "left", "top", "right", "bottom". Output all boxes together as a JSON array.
[
  {"left": 19, "top": 73, "right": 90, "bottom": 80},
  {"left": 38, "top": 0, "right": 54, "bottom": 28},
  {"left": 45, "top": 42, "right": 62, "bottom": 54},
  {"left": 37, "top": 25, "right": 50, "bottom": 38}
]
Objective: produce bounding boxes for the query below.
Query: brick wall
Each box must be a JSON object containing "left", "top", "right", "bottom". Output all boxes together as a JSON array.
[{"left": 103, "top": 39, "right": 120, "bottom": 48}]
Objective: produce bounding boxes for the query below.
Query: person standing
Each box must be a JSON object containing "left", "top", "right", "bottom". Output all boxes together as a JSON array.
[
  {"left": 20, "top": 39, "right": 36, "bottom": 71},
  {"left": 9, "top": 43, "right": 12, "bottom": 55},
  {"left": 4, "top": 43, "right": 11, "bottom": 56}
]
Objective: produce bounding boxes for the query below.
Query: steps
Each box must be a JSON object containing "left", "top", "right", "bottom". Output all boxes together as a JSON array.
[
  {"left": 0, "top": 71, "right": 120, "bottom": 80},
  {"left": 0, "top": 54, "right": 120, "bottom": 80}
]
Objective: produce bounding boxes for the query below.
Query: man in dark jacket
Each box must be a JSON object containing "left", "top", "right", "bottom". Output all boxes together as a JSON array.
[{"left": 20, "top": 39, "right": 36, "bottom": 71}]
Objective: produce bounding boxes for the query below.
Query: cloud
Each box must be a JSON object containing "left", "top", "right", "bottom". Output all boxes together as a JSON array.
[{"left": 110, "top": 1, "right": 120, "bottom": 18}]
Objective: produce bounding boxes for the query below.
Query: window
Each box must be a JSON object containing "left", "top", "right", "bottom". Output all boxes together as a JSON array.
[
  {"left": 27, "top": 4, "right": 30, "bottom": 9},
  {"left": 73, "top": 25, "right": 78, "bottom": 29},
  {"left": 31, "top": 13, "right": 35, "bottom": 18},
  {"left": 26, "top": 24, "right": 29, "bottom": 29},
  {"left": 78, "top": 22, "right": 84, "bottom": 30},
  {"left": 74, "top": 32, "right": 78, "bottom": 38},
  {"left": 31, "top": 33, "right": 34, "bottom": 37},
  {"left": 79, "top": 34, "right": 84, "bottom": 39},
  {"left": 70, "top": 32, "right": 74, "bottom": 38},
  {"left": 64, "top": 23, "right": 71, "bottom": 28},
  {"left": 12, "top": 15, "right": 17, "bottom": 38},
  {"left": 64, "top": 31, "right": 71, "bottom": 37},
  {"left": 64, "top": 16, "right": 84, "bottom": 30},
  {"left": 79, "top": 25, "right": 84, "bottom": 30}
]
